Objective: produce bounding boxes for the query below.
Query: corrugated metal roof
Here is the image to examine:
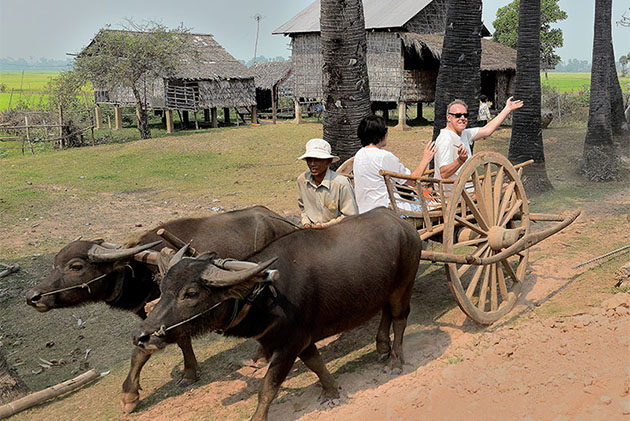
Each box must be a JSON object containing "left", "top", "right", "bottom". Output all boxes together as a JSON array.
[{"left": 273, "top": 0, "right": 433, "bottom": 34}]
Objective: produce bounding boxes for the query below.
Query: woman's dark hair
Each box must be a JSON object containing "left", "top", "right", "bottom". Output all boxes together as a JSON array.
[
  {"left": 357, "top": 115, "right": 387, "bottom": 147},
  {"left": 479, "top": 95, "right": 488, "bottom": 102}
]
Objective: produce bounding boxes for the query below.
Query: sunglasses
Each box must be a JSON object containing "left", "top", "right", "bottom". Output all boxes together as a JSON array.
[{"left": 448, "top": 112, "right": 469, "bottom": 119}]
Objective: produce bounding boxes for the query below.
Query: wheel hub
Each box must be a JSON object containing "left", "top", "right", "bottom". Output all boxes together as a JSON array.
[{"left": 487, "top": 226, "right": 525, "bottom": 251}]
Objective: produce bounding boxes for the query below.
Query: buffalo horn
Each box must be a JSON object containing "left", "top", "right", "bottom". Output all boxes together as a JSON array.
[
  {"left": 201, "top": 257, "right": 278, "bottom": 287},
  {"left": 87, "top": 240, "right": 162, "bottom": 262},
  {"left": 167, "top": 243, "right": 190, "bottom": 270}
]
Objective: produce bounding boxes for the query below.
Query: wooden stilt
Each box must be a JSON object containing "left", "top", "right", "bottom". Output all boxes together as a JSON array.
[
  {"left": 94, "top": 106, "right": 102, "bottom": 129},
  {"left": 165, "top": 110, "right": 174, "bottom": 133},
  {"left": 294, "top": 101, "right": 303, "bottom": 124},
  {"left": 114, "top": 106, "right": 122, "bottom": 130},
  {"left": 211, "top": 108, "right": 218, "bottom": 128},
  {"left": 393, "top": 102, "right": 410, "bottom": 131}
]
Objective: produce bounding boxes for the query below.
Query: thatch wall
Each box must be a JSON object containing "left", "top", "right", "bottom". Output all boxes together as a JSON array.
[
  {"left": 401, "top": 70, "right": 437, "bottom": 102},
  {"left": 367, "top": 32, "right": 402, "bottom": 102},
  {"left": 198, "top": 79, "right": 256, "bottom": 108},
  {"left": 94, "top": 79, "right": 166, "bottom": 109},
  {"left": 403, "top": 0, "right": 448, "bottom": 33},
  {"left": 291, "top": 34, "right": 322, "bottom": 99}
]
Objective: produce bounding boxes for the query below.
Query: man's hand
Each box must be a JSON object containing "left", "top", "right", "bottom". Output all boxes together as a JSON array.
[
  {"left": 456, "top": 144, "right": 469, "bottom": 164},
  {"left": 505, "top": 96, "right": 524, "bottom": 112},
  {"left": 302, "top": 223, "right": 312, "bottom": 229}
]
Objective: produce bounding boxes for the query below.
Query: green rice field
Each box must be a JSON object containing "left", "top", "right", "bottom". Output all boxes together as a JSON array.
[{"left": 542, "top": 72, "right": 630, "bottom": 93}]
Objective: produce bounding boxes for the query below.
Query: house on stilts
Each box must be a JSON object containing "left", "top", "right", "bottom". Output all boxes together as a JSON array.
[
  {"left": 85, "top": 30, "right": 256, "bottom": 131},
  {"left": 273, "top": 0, "right": 516, "bottom": 128},
  {"left": 250, "top": 61, "right": 294, "bottom": 122}
]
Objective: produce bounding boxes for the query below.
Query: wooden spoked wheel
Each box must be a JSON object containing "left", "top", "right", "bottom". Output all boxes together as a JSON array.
[{"left": 443, "top": 152, "right": 530, "bottom": 324}]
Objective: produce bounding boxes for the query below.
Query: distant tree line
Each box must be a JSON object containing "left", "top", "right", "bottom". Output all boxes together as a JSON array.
[{"left": 0, "top": 57, "right": 73, "bottom": 71}]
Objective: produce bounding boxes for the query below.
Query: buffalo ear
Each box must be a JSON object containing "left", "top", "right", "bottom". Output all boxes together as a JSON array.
[{"left": 198, "top": 252, "right": 217, "bottom": 262}]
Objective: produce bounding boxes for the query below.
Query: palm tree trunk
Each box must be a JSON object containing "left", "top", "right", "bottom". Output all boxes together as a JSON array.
[
  {"left": 0, "top": 351, "right": 29, "bottom": 405},
  {"left": 608, "top": 41, "right": 628, "bottom": 139},
  {"left": 582, "top": 0, "right": 619, "bottom": 180},
  {"left": 432, "top": 0, "right": 482, "bottom": 142},
  {"left": 508, "top": 0, "right": 552, "bottom": 193},
  {"left": 321, "top": 0, "right": 371, "bottom": 166}
]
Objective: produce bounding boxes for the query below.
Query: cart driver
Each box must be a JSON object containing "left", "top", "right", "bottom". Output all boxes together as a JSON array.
[
  {"left": 434, "top": 97, "right": 524, "bottom": 183},
  {"left": 296, "top": 138, "right": 358, "bottom": 228}
]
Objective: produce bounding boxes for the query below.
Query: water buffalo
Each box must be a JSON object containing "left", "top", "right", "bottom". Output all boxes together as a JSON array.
[
  {"left": 25, "top": 205, "right": 296, "bottom": 413},
  {"left": 132, "top": 207, "right": 421, "bottom": 420}
]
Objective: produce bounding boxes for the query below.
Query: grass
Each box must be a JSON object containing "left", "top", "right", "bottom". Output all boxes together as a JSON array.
[{"left": 542, "top": 72, "right": 630, "bottom": 93}]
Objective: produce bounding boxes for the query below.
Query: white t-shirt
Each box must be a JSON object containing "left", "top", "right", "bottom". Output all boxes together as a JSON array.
[
  {"left": 353, "top": 147, "right": 410, "bottom": 214},
  {"left": 433, "top": 127, "right": 479, "bottom": 181}
]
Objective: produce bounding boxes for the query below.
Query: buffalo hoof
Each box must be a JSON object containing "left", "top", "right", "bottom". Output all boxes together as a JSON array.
[
  {"left": 177, "top": 376, "right": 199, "bottom": 388},
  {"left": 120, "top": 392, "right": 140, "bottom": 413},
  {"left": 377, "top": 352, "right": 390, "bottom": 363}
]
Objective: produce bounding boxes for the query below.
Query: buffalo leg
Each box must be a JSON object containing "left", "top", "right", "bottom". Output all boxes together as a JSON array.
[
  {"left": 375, "top": 306, "right": 392, "bottom": 362},
  {"left": 251, "top": 351, "right": 298, "bottom": 421},
  {"left": 120, "top": 347, "right": 152, "bottom": 413},
  {"left": 176, "top": 335, "right": 200, "bottom": 386},
  {"left": 388, "top": 290, "right": 412, "bottom": 373},
  {"left": 299, "top": 343, "right": 340, "bottom": 400}
]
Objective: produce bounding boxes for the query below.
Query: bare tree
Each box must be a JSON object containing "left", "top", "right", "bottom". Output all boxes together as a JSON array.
[{"left": 320, "top": 0, "right": 371, "bottom": 165}]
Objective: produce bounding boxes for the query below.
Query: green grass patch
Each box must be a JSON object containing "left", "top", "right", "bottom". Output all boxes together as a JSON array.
[
  {"left": 0, "top": 71, "right": 58, "bottom": 92},
  {"left": 542, "top": 72, "right": 630, "bottom": 93}
]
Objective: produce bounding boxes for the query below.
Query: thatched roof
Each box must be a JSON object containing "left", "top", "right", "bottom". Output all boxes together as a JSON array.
[
  {"left": 250, "top": 61, "right": 292, "bottom": 89},
  {"left": 400, "top": 33, "right": 516, "bottom": 71},
  {"left": 83, "top": 30, "right": 253, "bottom": 81}
]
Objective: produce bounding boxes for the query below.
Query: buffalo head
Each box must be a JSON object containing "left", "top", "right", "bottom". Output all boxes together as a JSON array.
[
  {"left": 26, "top": 240, "right": 160, "bottom": 312},
  {"left": 132, "top": 253, "right": 277, "bottom": 352}
]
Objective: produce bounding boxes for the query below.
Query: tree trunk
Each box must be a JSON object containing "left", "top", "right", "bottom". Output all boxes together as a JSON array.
[
  {"left": 582, "top": 0, "right": 619, "bottom": 180},
  {"left": 432, "top": 0, "right": 482, "bottom": 142},
  {"left": 131, "top": 86, "right": 151, "bottom": 139},
  {"left": 508, "top": 0, "right": 553, "bottom": 193},
  {"left": 321, "top": 0, "right": 371, "bottom": 166},
  {"left": 0, "top": 351, "right": 29, "bottom": 405},
  {"left": 608, "top": 41, "right": 629, "bottom": 140}
]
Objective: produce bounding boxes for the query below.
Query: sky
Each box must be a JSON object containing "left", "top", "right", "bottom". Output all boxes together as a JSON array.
[{"left": 0, "top": 0, "right": 628, "bottom": 67}]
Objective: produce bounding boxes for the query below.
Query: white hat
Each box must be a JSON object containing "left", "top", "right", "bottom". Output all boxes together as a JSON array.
[{"left": 297, "top": 138, "right": 340, "bottom": 162}]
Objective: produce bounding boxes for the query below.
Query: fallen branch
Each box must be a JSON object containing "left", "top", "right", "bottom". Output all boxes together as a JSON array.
[
  {"left": 0, "top": 369, "right": 106, "bottom": 419},
  {"left": 0, "top": 263, "right": 20, "bottom": 279},
  {"left": 574, "top": 244, "right": 630, "bottom": 269}
]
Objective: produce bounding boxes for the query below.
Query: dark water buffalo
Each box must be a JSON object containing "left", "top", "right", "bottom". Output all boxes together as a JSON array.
[
  {"left": 25, "top": 205, "right": 296, "bottom": 413},
  {"left": 132, "top": 207, "right": 421, "bottom": 421}
]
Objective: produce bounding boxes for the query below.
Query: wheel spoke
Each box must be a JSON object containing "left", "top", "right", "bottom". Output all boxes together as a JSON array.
[
  {"left": 496, "top": 181, "right": 516, "bottom": 225},
  {"left": 458, "top": 243, "right": 490, "bottom": 277},
  {"left": 477, "top": 257, "right": 492, "bottom": 311},
  {"left": 490, "top": 263, "right": 498, "bottom": 311},
  {"left": 500, "top": 258, "right": 520, "bottom": 283},
  {"left": 454, "top": 214, "right": 487, "bottom": 236},
  {"left": 497, "top": 263, "right": 509, "bottom": 301},
  {"left": 472, "top": 171, "right": 490, "bottom": 228},
  {"left": 465, "top": 247, "right": 491, "bottom": 298},
  {"left": 493, "top": 166, "right": 505, "bottom": 225},
  {"left": 500, "top": 199, "right": 523, "bottom": 227},
  {"left": 483, "top": 163, "right": 494, "bottom": 224},
  {"left": 462, "top": 189, "right": 490, "bottom": 231},
  {"left": 453, "top": 237, "right": 486, "bottom": 248}
]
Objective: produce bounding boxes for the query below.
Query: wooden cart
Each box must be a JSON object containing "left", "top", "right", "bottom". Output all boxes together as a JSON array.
[{"left": 379, "top": 151, "right": 580, "bottom": 324}]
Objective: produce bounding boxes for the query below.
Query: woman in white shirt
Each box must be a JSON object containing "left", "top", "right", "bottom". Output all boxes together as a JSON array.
[{"left": 353, "top": 115, "right": 435, "bottom": 214}]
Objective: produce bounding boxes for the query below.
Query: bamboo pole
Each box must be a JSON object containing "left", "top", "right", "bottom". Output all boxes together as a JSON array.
[
  {"left": 7, "top": 89, "right": 14, "bottom": 109},
  {"left": 0, "top": 369, "right": 104, "bottom": 419},
  {"left": 24, "top": 116, "right": 34, "bottom": 155},
  {"left": 271, "top": 85, "right": 277, "bottom": 124},
  {"left": 57, "top": 104, "right": 64, "bottom": 150}
]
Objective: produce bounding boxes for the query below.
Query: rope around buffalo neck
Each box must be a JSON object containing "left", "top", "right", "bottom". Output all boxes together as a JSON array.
[
  {"left": 40, "top": 273, "right": 109, "bottom": 297},
  {"left": 152, "top": 299, "right": 225, "bottom": 337}
]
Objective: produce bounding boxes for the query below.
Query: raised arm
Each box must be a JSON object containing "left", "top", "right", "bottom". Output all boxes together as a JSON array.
[
  {"left": 410, "top": 141, "right": 436, "bottom": 178},
  {"left": 473, "top": 96, "right": 523, "bottom": 141}
]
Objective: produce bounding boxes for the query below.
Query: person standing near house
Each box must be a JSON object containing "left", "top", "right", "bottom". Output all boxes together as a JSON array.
[
  {"left": 353, "top": 115, "right": 436, "bottom": 214},
  {"left": 478, "top": 95, "right": 492, "bottom": 124},
  {"left": 434, "top": 97, "right": 523, "bottom": 181},
  {"left": 296, "top": 138, "right": 358, "bottom": 228}
]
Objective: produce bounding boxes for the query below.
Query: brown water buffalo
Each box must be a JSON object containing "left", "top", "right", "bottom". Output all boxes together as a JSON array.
[
  {"left": 25, "top": 205, "right": 296, "bottom": 413},
  {"left": 132, "top": 207, "right": 422, "bottom": 421}
]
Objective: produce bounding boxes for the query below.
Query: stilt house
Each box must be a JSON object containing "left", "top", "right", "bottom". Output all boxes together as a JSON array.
[{"left": 273, "top": 0, "right": 516, "bottom": 126}]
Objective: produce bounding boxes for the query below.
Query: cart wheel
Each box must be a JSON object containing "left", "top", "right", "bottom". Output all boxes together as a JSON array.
[{"left": 443, "top": 152, "right": 530, "bottom": 324}]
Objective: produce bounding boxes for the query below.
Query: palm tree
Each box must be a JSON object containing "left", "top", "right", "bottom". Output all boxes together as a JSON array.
[
  {"left": 507, "top": 0, "right": 553, "bottom": 193},
  {"left": 609, "top": 44, "right": 628, "bottom": 137},
  {"left": 320, "top": 0, "right": 371, "bottom": 165},
  {"left": 582, "top": 0, "right": 619, "bottom": 181},
  {"left": 432, "top": 0, "right": 482, "bottom": 142}
]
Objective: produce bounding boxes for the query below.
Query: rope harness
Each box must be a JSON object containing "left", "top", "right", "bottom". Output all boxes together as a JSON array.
[
  {"left": 40, "top": 273, "right": 109, "bottom": 297},
  {"left": 152, "top": 280, "right": 275, "bottom": 338}
]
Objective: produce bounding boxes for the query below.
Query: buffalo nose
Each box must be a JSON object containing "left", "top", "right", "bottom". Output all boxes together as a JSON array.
[
  {"left": 132, "top": 330, "right": 151, "bottom": 347},
  {"left": 26, "top": 290, "right": 41, "bottom": 305}
]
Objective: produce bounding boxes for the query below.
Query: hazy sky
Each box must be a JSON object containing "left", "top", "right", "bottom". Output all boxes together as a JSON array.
[{"left": 0, "top": 0, "right": 628, "bottom": 66}]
